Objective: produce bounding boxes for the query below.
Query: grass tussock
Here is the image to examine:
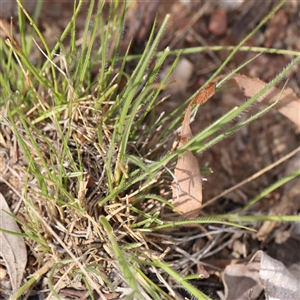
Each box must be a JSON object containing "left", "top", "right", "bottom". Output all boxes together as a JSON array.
[{"left": 0, "top": 0, "right": 299, "bottom": 299}]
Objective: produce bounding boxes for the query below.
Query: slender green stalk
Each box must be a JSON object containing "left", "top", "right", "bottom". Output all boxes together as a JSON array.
[
  {"left": 145, "top": 219, "right": 255, "bottom": 232},
  {"left": 16, "top": 0, "right": 58, "bottom": 92},
  {"left": 41, "top": 0, "right": 85, "bottom": 73},
  {"left": 153, "top": 259, "right": 212, "bottom": 300},
  {"left": 117, "top": 46, "right": 300, "bottom": 62},
  {"left": 211, "top": 214, "right": 300, "bottom": 223},
  {"left": 99, "top": 216, "right": 143, "bottom": 299},
  {"left": 239, "top": 169, "right": 300, "bottom": 213}
]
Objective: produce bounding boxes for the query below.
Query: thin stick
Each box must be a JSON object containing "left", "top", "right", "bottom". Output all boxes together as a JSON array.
[{"left": 202, "top": 146, "right": 300, "bottom": 208}]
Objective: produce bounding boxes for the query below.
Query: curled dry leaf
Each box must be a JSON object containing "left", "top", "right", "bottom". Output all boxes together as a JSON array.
[
  {"left": 222, "top": 260, "right": 263, "bottom": 300},
  {"left": 255, "top": 250, "right": 300, "bottom": 300},
  {"left": 0, "top": 193, "right": 27, "bottom": 291},
  {"left": 223, "top": 250, "right": 300, "bottom": 300},
  {"left": 217, "top": 73, "right": 300, "bottom": 130},
  {"left": 171, "top": 82, "right": 216, "bottom": 218}
]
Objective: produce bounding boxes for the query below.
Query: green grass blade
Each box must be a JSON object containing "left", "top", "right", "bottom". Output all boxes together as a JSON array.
[
  {"left": 146, "top": 219, "right": 256, "bottom": 232},
  {"left": 118, "top": 46, "right": 300, "bottom": 62},
  {"left": 41, "top": 0, "right": 85, "bottom": 73},
  {"left": 99, "top": 216, "right": 143, "bottom": 299},
  {"left": 117, "top": 14, "right": 170, "bottom": 146},
  {"left": 16, "top": 0, "right": 58, "bottom": 92},
  {"left": 239, "top": 169, "right": 300, "bottom": 213},
  {"left": 153, "top": 259, "right": 212, "bottom": 300},
  {"left": 212, "top": 214, "right": 300, "bottom": 223}
]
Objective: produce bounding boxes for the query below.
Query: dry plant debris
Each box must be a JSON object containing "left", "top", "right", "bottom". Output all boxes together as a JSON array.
[
  {"left": 171, "top": 72, "right": 300, "bottom": 218},
  {"left": 220, "top": 74, "right": 300, "bottom": 129},
  {"left": 172, "top": 82, "right": 216, "bottom": 218},
  {"left": 0, "top": 193, "right": 27, "bottom": 292},
  {"left": 223, "top": 250, "right": 300, "bottom": 299}
]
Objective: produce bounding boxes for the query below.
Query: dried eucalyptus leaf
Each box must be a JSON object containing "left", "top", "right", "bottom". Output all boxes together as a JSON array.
[{"left": 0, "top": 193, "right": 27, "bottom": 291}]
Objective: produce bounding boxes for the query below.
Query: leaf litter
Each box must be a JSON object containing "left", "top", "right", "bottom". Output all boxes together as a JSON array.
[
  {"left": 222, "top": 250, "right": 300, "bottom": 300},
  {"left": 0, "top": 193, "right": 27, "bottom": 292},
  {"left": 171, "top": 73, "right": 300, "bottom": 218},
  {"left": 171, "top": 82, "right": 216, "bottom": 218},
  {"left": 221, "top": 73, "right": 300, "bottom": 129}
]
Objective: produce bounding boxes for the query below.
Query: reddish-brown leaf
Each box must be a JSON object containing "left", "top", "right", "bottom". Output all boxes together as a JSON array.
[{"left": 191, "top": 82, "right": 216, "bottom": 106}]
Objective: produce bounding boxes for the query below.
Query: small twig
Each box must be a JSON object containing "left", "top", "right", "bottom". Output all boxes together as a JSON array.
[
  {"left": 176, "top": 226, "right": 242, "bottom": 244},
  {"left": 197, "top": 232, "right": 243, "bottom": 260},
  {"left": 203, "top": 146, "right": 300, "bottom": 208}
]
